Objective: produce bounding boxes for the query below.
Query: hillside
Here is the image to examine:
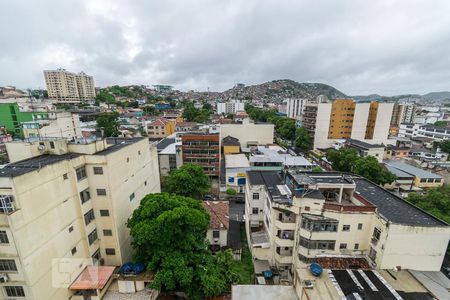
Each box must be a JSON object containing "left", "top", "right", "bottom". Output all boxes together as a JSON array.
[{"left": 422, "top": 91, "right": 450, "bottom": 101}]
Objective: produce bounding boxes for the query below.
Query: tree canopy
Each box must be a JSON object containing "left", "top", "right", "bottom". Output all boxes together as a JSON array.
[
  {"left": 295, "top": 127, "right": 312, "bottom": 151},
  {"left": 96, "top": 112, "right": 120, "bottom": 137},
  {"left": 406, "top": 186, "right": 450, "bottom": 224},
  {"left": 95, "top": 90, "right": 116, "bottom": 104},
  {"left": 182, "top": 103, "right": 212, "bottom": 123},
  {"left": 439, "top": 140, "right": 450, "bottom": 156},
  {"left": 163, "top": 164, "right": 210, "bottom": 198},
  {"left": 127, "top": 193, "right": 238, "bottom": 299},
  {"left": 434, "top": 120, "right": 448, "bottom": 127},
  {"left": 326, "top": 148, "right": 396, "bottom": 185}
]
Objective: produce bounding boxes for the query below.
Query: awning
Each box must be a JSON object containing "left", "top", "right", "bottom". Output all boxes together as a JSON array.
[{"left": 69, "top": 266, "right": 115, "bottom": 290}]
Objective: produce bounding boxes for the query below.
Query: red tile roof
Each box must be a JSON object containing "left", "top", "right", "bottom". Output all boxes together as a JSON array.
[
  {"left": 69, "top": 266, "right": 115, "bottom": 290},
  {"left": 202, "top": 201, "right": 229, "bottom": 230}
]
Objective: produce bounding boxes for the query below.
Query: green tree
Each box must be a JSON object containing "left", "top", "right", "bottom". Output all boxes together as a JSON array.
[
  {"left": 226, "top": 188, "right": 237, "bottom": 195},
  {"left": 127, "top": 193, "right": 238, "bottom": 299},
  {"left": 326, "top": 148, "right": 359, "bottom": 172},
  {"left": 353, "top": 156, "right": 396, "bottom": 185},
  {"left": 295, "top": 127, "right": 312, "bottom": 151},
  {"left": 434, "top": 120, "right": 448, "bottom": 127},
  {"left": 275, "top": 118, "right": 296, "bottom": 140},
  {"left": 439, "top": 140, "right": 450, "bottom": 156},
  {"left": 96, "top": 90, "right": 116, "bottom": 104},
  {"left": 406, "top": 186, "right": 450, "bottom": 223},
  {"left": 164, "top": 164, "right": 210, "bottom": 198},
  {"left": 312, "top": 166, "right": 323, "bottom": 172},
  {"left": 203, "top": 102, "right": 212, "bottom": 110},
  {"left": 96, "top": 112, "right": 120, "bottom": 137}
]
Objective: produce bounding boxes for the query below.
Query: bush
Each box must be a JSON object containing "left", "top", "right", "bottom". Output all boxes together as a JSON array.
[{"left": 226, "top": 188, "right": 237, "bottom": 195}]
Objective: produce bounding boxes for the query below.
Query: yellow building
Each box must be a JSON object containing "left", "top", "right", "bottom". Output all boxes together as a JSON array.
[
  {"left": 44, "top": 69, "right": 96, "bottom": 103},
  {"left": 0, "top": 137, "right": 160, "bottom": 300},
  {"left": 146, "top": 118, "right": 176, "bottom": 139},
  {"left": 222, "top": 136, "right": 241, "bottom": 154}
]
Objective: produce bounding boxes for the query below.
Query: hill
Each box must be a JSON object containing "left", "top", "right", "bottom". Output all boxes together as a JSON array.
[{"left": 422, "top": 91, "right": 450, "bottom": 101}]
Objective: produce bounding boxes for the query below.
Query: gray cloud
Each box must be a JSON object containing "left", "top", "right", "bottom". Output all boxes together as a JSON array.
[{"left": 1, "top": 0, "right": 450, "bottom": 95}]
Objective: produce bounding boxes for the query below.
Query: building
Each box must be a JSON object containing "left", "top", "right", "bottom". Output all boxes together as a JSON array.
[
  {"left": 0, "top": 137, "right": 160, "bottom": 300},
  {"left": 217, "top": 100, "right": 245, "bottom": 115},
  {"left": 244, "top": 170, "right": 450, "bottom": 283},
  {"left": 44, "top": 69, "right": 96, "bottom": 103},
  {"left": 345, "top": 139, "right": 385, "bottom": 162},
  {"left": 153, "top": 85, "right": 173, "bottom": 93},
  {"left": 146, "top": 118, "right": 176, "bottom": 139},
  {"left": 399, "top": 123, "right": 450, "bottom": 141},
  {"left": 391, "top": 103, "right": 416, "bottom": 126},
  {"left": 202, "top": 201, "right": 229, "bottom": 250},
  {"left": 175, "top": 122, "right": 197, "bottom": 132},
  {"left": 220, "top": 119, "right": 274, "bottom": 148},
  {"left": 156, "top": 138, "right": 182, "bottom": 176},
  {"left": 0, "top": 102, "right": 51, "bottom": 137},
  {"left": 384, "top": 160, "right": 444, "bottom": 188},
  {"left": 181, "top": 132, "right": 220, "bottom": 177},
  {"left": 225, "top": 154, "right": 250, "bottom": 193},
  {"left": 222, "top": 136, "right": 241, "bottom": 155},
  {"left": 21, "top": 111, "right": 82, "bottom": 140},
  {"left": 302, "top": 98, "right": 394, "bottom": 149},
  {"left": 249, "top": 145, "right": 313, "bottom": 171},
  {"left": 285, "top": 98, "right": 307, "bottom": 119}
]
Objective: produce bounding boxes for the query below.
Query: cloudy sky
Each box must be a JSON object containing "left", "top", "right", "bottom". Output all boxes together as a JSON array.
[{"left": 2, "top": 0, "right": 450, "bottom": 95}]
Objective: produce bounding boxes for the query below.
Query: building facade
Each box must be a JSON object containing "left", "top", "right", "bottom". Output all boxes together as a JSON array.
[
  {"left": 391, "top": 103, "right": 416, "bottom": 126},
  {"left": 0, "top": 137, "right": 160, "bottom": 300},
  {"left": 44, "top": 69, "right": 96, "bottom": 103},
  {"left": 146, "top": 118, "right": 176, "bottom": 140},
  {"left": 302, "top": 98, "right": 393, "bottom": 149},
  {"left": 21, "top": 111, "right": 82, "bottom": 140},
  {"left": 399, "top": 123, "right": 450, "bottom": 141},
  {"left": 285, "top": 98, "right": 307, "bottom": 119},
  {"left": 220, "top": 120, "right": 274, "bottom": 148},
  {"left": 181, "top": 132, "right": 220, "bottom": 177},
  {"left": 217, "top": 100, "right": 245, "bottom": 115}
]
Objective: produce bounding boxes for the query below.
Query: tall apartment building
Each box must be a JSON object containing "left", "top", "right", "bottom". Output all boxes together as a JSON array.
[
  {"left": 244, "top": 170, "right": 450, "bottom": 283},
  {"left": 0, "top": 137, "right": 160, "bottom": 300},
  {"left": 302, "top": 98, "right": 393, "bottom": 149},
  {"left": 399, "top": 123, "right": 450, "bottom": 141},
  {"left": 285, "top": 98, "right": 307, "bottom": 119},
  {"left": 44, "top": 69, "right": 96, "bottom": 103},
  {"left": 217, "top": 100, "right": 245, "bottom": 115},
  {"left": 391, "top": 103, "right": 416, "bottom": 126},
  {"left": 181, "top": 132, "right": 220, "bottom": 177}
]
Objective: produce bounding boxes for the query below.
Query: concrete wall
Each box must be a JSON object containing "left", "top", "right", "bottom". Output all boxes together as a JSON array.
[
  {"left": 220, "top": 123, "right": 274, "bottom": 147},
  {"left": 312, "top": 103, "right": 332, "bottom": 149},
  {"left": 351, "top": 103, "right": 370, "bottom": 140}
]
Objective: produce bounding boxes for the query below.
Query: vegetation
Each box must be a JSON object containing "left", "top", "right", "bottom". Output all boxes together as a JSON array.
[
  {"left": 95, "top": 90, "right": 116, "bottom": 105},
  {"left": 326, "top": 148, "right": 396, "bottom": 185},
  {"left": 312, "top": 166, "right": 323, "bottom": 172},
  {"left": 96, "top": 112, "right": 120, "bottom": 137},
  {"left": 163, "top": 164, "right": 210, "bottom": 198},
  {"left": 406, "top": 186, "right": 450, "bottom": 224},
  {"left": 182, "top": 102, "right": 212, "bottom": 123},
  {"left": 226, "top": 188, "right": 237, "bottom": 196},
  {"left": 295, "top": 126, "right": 313, "bottom": 151},
  {"left": 231, "top": 226, "right": 255, "bottom": 284},
  {"left": 439, "top": 140, "right": 450, "bottom": 157},
  {"left": 128, "top": 193, "right": 239, "bottom": 299},
  {"left": 434, "top": 120, "right": 448, "bottom": 127}
]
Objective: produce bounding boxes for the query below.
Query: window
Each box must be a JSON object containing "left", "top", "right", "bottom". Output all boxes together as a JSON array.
[
  {"left": 88, "top": 229, "right": 98, "bottom": 245},
  {"left": 342, "top": 225, "right": 350, "bottom": 231},
  {"left": 372, "top": 227, "right": 381, "bottom": 241},
  {"left": 0, "top": 259, "right": 17, "bottom": 271},
  {"left": 138, "top": 150, "right": 141, "bottom": 155},
  {"left": 105, "top": 248, "right": 116, "bottom": 255},
  {"left": 354, "top": 243, "right": 359, "bottom": 250},
  {"left": 93, "top": 167, "right": 103, "bottom": 175},
  {"left": 92, "top": 248, "right": 101, "bottom": 263},
  {"left": 71, "top": 247, "right": 77, "bottom": 255},
  {"left": 339, "top": 243, "right": 347, "bottom": 249},
  {"left": 76, "top": 166, "right": 87, "bottom": 181},
  {"left": 100, "top": 209, "right": 110, "bottom": 217},
  {"left": 63, "top": 173, "right": 68, "bottom": 180},
  {"left": 420, "top": 178, "right": 426, "bottom": 183},
  {"left": 50, "top": 141, "right": 55, "bottom": 149},
  {"left": 228, "top": 177, "right": 235, "bottom": 183},
  {"left": 68, "top": 225, "right": 74, "bottom": 233},
  {"left": 0, "top": 230, "right": 9, "bottom": 244},
  {"left": 84, "top": 209, "right": 95, "bottom": 225},
  {"left": 357, "top": 223, "right": 363, "bottom": 230},
  {"left": 212, "top": 230, "right": 220, "bottom": 238},
  {"left": 103, "top": 229, "right": 113, "bottom": 236},
  {"left": 144, "top": 181, "right": 147, "bottom": 186},
  {"left": 252, "top": 193, "right": 259, "bottom": 200},
  {"left": 126, "top": 157, "right": 130, "bottom": 163},
  {"left": 252, "top": 208, "right": 259, "bottom": 215},
  {"left": 129, "top": 193, "right": 135, "bottom": 201},
  {"left": 0, "top": 195, "right": 15, "bottom": 213},
  {"left": 96, "top": 189, "right": 107, "bottom": 196},
  {"left": 4, "top": 286, "right": 25, "bottom": 297},
  {"left": 79, "top": 189, "right": 91, "bottom": 204}
]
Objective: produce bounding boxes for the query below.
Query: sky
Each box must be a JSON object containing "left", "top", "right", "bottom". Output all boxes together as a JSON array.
[{"left": 2, "top": 0, "right": 450, "bottom": 95}]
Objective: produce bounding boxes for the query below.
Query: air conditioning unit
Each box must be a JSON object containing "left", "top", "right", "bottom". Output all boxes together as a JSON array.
[
  {"left": 303, "top": 280, "right": 314, "bottom": 289},
  {"left": 0, "top": 273, "right": 9, "bottom": 283}
]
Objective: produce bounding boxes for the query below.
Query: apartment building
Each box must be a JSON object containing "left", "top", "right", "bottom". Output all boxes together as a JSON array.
[
  {"left": 217, "top": 100, "right": 245, "bottom": 115},
  {"left": 302, "top": 98, "right": 393, "bottom": 149},
  {"left": 156, "top": 138, "right": 182, "bottom": 176},
  {"left": 399, "top": 123, "right": 450, "bottom": 141},
  {"left": 390, "top": 103, "right": 416, "bottom": 126},
  {"left": 285, "top": 98, "right": 307, "bottom": 119},
  {"left": 146, "top": 118, "right": 176, "bottom": 140},
  {"left": 44, "top": 69, "right": 96, "bottom": 103},
  {"left": 220, "top": 119, "right": 274, "bottom": 147},
  {"left": 21, "top": 111, "right": 82, "bottom": 140},
  {"left": 0, "top": 137, "right": 160, "bottom": 300},
  {"left": 181, "top": 132, "right": 220, "bottom": 177},
  {"left": 244, "top": 170, "right": 450, "bottom": 283}
]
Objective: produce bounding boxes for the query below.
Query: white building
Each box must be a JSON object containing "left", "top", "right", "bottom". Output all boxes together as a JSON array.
[
  {"left": 202, "top": 201, "right": 229, "bottom": 250},
  {"left": 399, "top": 123, "right": 450, "bottom": 141},
  {"left": 0, "top": 137, "right": 160, "bottom": 300},
  {"left": 21, "top": 111, "right": 82, "bottom": 140},
  {"left": 285, "top": 98, "right": 307, "bottom": 119},
  {"left": 217, "top": 100, "right": 245, "bottom": 115},
  {"left": 220, "top": 119, "right": 274, "bottom": 147},
  {"left": 225, "top": 154, "right": 250, "bottom": 193}
]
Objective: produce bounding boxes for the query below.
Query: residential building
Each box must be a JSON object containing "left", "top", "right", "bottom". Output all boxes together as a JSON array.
[
  {"left": 222, "top": 136, "right": 241, "bottom": 155},
  {"left": 383, "top": 164, "right": 416, "bottom": 195},
  {"left": 244, "top": 170, "right": 450, "bottom": 283},
  {"left": 399, "top": 123, "right": 450, "bottom": 141},
  {"left": 181, "top": 132, "right": 220, "bottom": 177},
  {"left": 344, "top": 139, "right": 385, "bottom": 162},
  {"left": 384, "top": 160, "right": 444, "bottom": 188},
  {"left": 44, "top": 69, "right": 96, "bottom": 103},
  {"left": 146, "top": 118, "right": 176, "bottom": 139},
  {"left": 156, "top": 138, "right": 182, "bottom": 176},
  {"left": 21, "top": 111, "right": 82, "bottom": 140},
  {"left": 217, "top": 100, "right": 245, "bottom": 115},
  {"left": 153, "top": 85, "right": 173, "bottom": 93},
  {"left": 302, "top": 98, "right": 393, "bottom": 149},
  {"left": 0, "top": 126, "right": 12, "bottom": 157},
  {"left": 220, "top": 119, "right": 274, "bottom": 148},
  {"left": 0, "top": 102, "right": 51, "bottom": 137},
  {"left": 225, "top": 154, "right": 250, "bottom": 193},
  {"left": 175, "top": 122, "right": 197, "bottom": 132},
  {"left": 384, "top": 145, "right": 410, "bottom": 160},
  {"left": 249, "top": 145, "right": 313, "bottom": 171},
  {"left": 202, "top": 201, "right": 229, "bottom": 250},
  {"left": 285, "top": 98, "right": 307, "bottom": 119},
  {"left": 234, "top": 111, "right": 249, "bottom": 122},
  {"left": 0, "top": 137, "right": 160, "bottom": 300},
  {"left": 390, "top": 103, "right": 416, "bottom": 126}
]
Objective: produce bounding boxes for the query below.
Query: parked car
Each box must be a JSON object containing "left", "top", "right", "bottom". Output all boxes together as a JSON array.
[{"left": 203, "top": 194, "right": 217, "bottom": 201}]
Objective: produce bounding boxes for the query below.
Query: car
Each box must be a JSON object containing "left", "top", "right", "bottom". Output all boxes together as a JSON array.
[{"left": 203, "top": 194, "right": 217, "bottom": 201}]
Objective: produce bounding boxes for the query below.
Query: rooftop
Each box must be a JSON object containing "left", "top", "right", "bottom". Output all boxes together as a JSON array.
[
  {"left": 383, "top": 164, "right": 415, "bottom": 179},
  {"left": 346, "top": 138, "right": 385, "bottom": 149},
  {"left": 250, "top": 145, "right": 312, "bottom": 167},
  {"left": 225, "top": 154, "right": 250, "bottom": 169},
  {"left": 92, "top": 137, "right": 145, "bottom": 155},
  {"left": 384, "top": 160, "right": 442, "bottom": 179},
  {"left": 69, "top": 266, "right": 115, "bottom": 290},
  {"left": 247, "top": 171, "right": 291, "bottom": 204},
  {"left": 202, "top": 201, "right": 229, "bottom": 230},
  {"left": 232, "top": 285, "right": 297, "bottom": 300},
  {"left": 156, "top": 138, "right": 176, "bottom": 151},
  {"left": 222, "top": 135, "right": 240, "bottom": 146}
]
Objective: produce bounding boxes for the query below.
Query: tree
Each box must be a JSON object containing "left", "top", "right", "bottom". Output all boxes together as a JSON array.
[
  {"left": 164, "top": 164, "right": 210, "bottom": 198},
  {"left": 96, "top": 112, "right": 120, "bottom": 137},
  {"left": 275, "top": 118, "right": 296, "bottom": 140},
  {"left": 434, "top": 120, "right": 448, "bottom": 127},
  {"left": 439, "top": 140, "right": 450, "bottom": 156},
  {"left": 295, "top": 127, "right": 312, "bottom": 151},
  {"left": 226, "top": 188, "right": 237, "bottom": 195},
  {"left": 95, "top": 90, "right": 116, "bottom": 105},
  {"left": 312, "top": 166, "right": 323, "bottom": 172},
  {"left": 326, "top": 148, "right": 359, "bottom": 172},
  {"left": 406, "top": 186, "right": 450, "bottom": 224},
  {"left": 203, "top": 103, "right": 212, "bottom": 110},
  {"left": 353, "top": 156, "right": 396, "bottom": 185},
  {"left": 127, "top": 193, "right": 238, "bottom": 299}
]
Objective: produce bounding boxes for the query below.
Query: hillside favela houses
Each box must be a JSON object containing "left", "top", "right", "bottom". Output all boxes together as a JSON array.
[{"left": 0, "top": 137, "right": 160, "bottom": 300}]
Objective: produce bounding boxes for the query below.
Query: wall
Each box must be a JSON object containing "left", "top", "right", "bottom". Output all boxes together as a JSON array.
[
  {"left": 220, "top": 123, "right": 274, "bottom": 147},
  {"left": 223, "top": 145, "right": 240, "bottom": 155},
  {"left": 206, "top": 229, "right": 227, "bottom": 248}
]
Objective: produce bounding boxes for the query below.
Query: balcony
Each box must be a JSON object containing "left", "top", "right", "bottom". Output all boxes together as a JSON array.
[
  {"left": 274, "top": 220, "right": 296, "bottom": 230},
  {"left": 275, "top": 247, "right": 293, "bottom": 264},
  {"left": 275, "top": 230, "right": 295, "bottom": 247}
]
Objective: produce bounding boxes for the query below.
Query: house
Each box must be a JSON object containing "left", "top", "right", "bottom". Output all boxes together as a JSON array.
[
  {"left": 223, "top": 135, "right": 241, "bottom": 154},
  {"left": 345, "top": 139, "right": 385, "bottom": 162},
  {"left": 156, "top": 138, "right": 183, "bottom": 176},
  {"left": 202, "top": 201, "right": 229, "bottom": 250},
  {"left": 146, "top": 118, "right": 176, "bottom": 139},
  {"left": 384, "top": 160, "right": 444, "bottom": 188},
  {"left": 249, "top": 145, "right": 313, "bottom": 171},
  {"left": 225, "top": 154, "right": 250, "bottom": 193},
  {"left": 175, "top": 122, "right": 197, "bottom": 132}
]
